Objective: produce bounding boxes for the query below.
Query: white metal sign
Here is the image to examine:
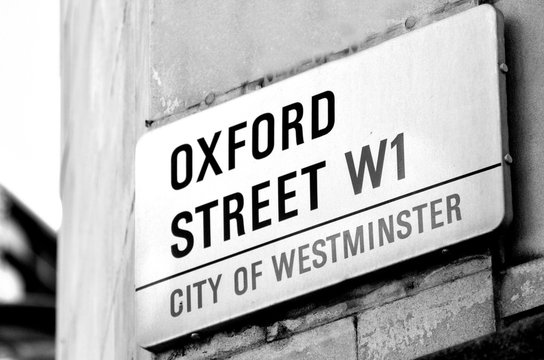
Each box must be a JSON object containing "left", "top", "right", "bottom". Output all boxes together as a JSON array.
[{"left": 136, "top": 5, "right": 510, "bottom": 348}]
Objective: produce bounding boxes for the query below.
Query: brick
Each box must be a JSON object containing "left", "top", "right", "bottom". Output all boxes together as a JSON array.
[
  {"left": 155, "top": 326, "right": 266, "bottom": 360},
  {"left": 357, "top": 271, "right": 495, "bottom": 360},
  {"left": 499, "top": 257, "right": 544, "bottom": 318},
  {"left": 228, "top": 318, "right": 356, "bottom": 360}
]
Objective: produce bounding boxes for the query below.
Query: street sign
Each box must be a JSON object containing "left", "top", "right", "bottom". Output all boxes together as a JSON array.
[{"left": 136, "top": 5, "right": 510, "bottom": 348}]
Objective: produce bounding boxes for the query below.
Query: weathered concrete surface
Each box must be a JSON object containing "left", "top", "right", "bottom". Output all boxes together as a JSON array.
[
  {"left": 492, "top": 0, "right": 544, "bottom": 262},
  {"left": 499, "top": 257, "right": 544, "bottom": 318},
  {"left": 357, "top": 271, "right": 495, "bottom": 360},
  {"left": 266, "top": 254, "right": 491, "bottom": 342},
  {"left": 226, "top": 318, "right": 356, "bottom": 360},
  {"left": 58, "top": 0, "right": 152, "bottom": 359},
  {"left": 150, "top": 0, "right": 477, "bottom": 121}
]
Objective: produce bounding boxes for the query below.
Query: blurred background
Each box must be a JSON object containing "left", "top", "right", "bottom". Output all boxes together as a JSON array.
[{"left": 0, "top": 1, "right": 60, "bottom": 359}]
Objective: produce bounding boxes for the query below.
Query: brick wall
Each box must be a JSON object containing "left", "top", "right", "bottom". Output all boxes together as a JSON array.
[{"left": 58, "top": 0, "right": 544, "bottom": 359}]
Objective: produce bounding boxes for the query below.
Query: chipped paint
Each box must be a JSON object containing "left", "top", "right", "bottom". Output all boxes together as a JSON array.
[
  {"left": 152, "top": 66, "right": 162, "bottom": 86},
  {"left": 520, "top": 280, "right": 536, "bottom": 297},
  {"left": 500, "top": 257, "right": 544, "bottom": 318},
  {"left": 159, "top": 96, "right": 181, "bottom": 115}
]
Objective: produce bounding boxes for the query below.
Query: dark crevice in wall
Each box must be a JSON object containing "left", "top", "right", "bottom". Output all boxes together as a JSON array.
[
  {"left": 491, "top": 237, "right": 507, "bottom": 331},
  {"left": 353, "top": 315, "right": 359, "bottom": 360}
]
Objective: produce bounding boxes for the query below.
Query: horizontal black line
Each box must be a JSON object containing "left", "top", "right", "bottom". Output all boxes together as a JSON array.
[{"left": 136, "top": 162, "right": 502, "bottom": 292}]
